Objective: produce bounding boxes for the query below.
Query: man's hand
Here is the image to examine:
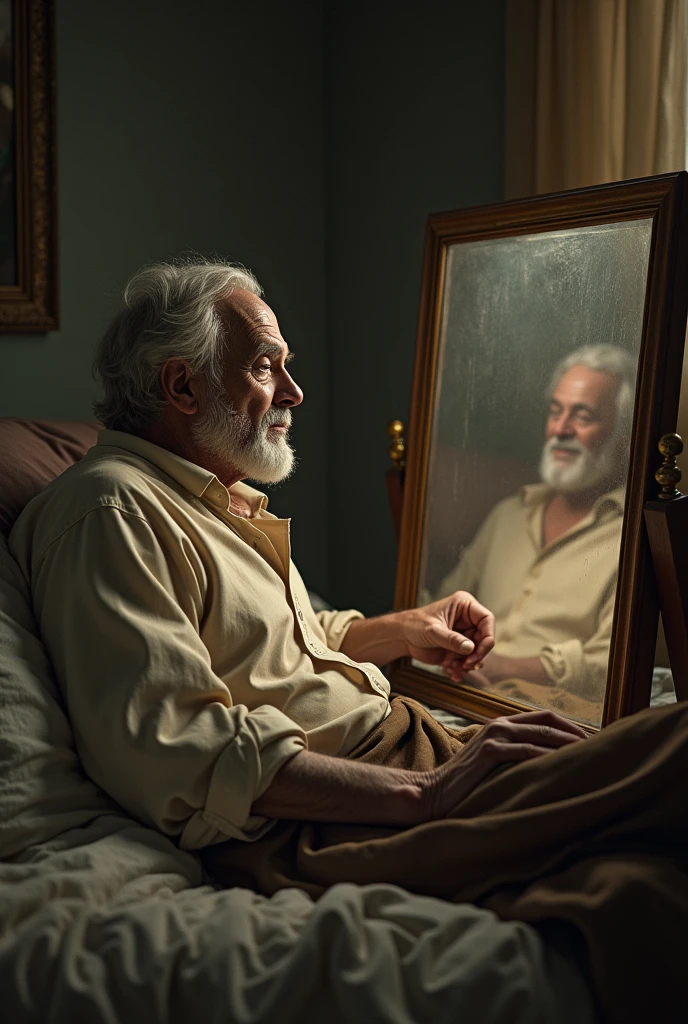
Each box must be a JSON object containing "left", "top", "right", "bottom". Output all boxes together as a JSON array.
[
  {"left": 253, "top": 709, "right": 587, "bottom": 827},
  {"left": 418, "top": 709, "right": 587, "bottom": 819},
  {"left": 402, "top": 592, "right": 495, "bottom": 679},
  {"left": 340, "top": 591, "right": 495, "bottom": 674}
]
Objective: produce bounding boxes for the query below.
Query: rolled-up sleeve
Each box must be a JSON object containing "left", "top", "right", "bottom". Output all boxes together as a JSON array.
[
  {"left": 538, "top": 590, "right": 616, "bottom": 703},
  {"left": 28, "top": 506, "right": 306, "bottom": 849},
  {"left": 315, "top": 608, "right": 364, "bottom": 652}
]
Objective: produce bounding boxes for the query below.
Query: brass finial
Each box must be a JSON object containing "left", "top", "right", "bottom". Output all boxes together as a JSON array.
[
  {"left": 655, "top": 433, "right": 683, "bottom": 499},
  {"left": 387, "top": 419, "right": 406, "bottom": 469}
]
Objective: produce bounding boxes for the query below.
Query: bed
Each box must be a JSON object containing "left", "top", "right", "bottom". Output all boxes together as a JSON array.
[{"left": 0, "top": 418, "right": 629, "bottom": 1022}]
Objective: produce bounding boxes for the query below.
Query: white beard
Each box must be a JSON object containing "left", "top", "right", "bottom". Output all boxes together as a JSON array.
[
  {"left": 190, "top": 386, "right": 295, "bottom": 484},
  {"left": 539, "top": 433, "right": 620, "bottom": 493}
]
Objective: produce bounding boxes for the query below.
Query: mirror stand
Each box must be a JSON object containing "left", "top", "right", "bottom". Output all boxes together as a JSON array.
[{"left": 645, "top": 434, "right": 688, "bottom": 703}]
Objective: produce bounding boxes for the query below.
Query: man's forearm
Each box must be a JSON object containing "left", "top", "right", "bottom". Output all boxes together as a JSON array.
[
  {"left": 253, "top": 710, "right": 588, "bottom": 827},
  {"left": 472, "top": 653, "right": 550, "bottom": 687},
  {"left": 339, "top": 613, "right": 409, "bottom": 666},
  {"left": 492, "top": 655, "right": 550, "bottom": 686},
  {"left": 338, "top": 595, "right": 491, "bottom": 677},
  {"left": 506, "top": 656, "right": 550, "bottom": 686},
  {"left": 252, "top": 749, "right": 424, "bottom": 826}
]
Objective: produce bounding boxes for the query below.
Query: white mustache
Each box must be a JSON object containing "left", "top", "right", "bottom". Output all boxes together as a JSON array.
[
  {"left": 546, "top": 436, "right": 583, "bottom": 455},
  {"left": 262, "top": 409, "right": 292, "bottom": 431}
]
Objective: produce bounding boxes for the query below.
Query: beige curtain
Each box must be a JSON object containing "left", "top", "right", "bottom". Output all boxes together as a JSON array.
[
  {"left": 506, "top": 0, "right": 688, "bottom": 198},
  {"left": 505, "top": 0, "right": 688, "bottom": 669}
]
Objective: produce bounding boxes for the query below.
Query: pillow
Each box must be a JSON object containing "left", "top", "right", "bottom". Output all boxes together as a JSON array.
[
  {"left": 0, "top": 534, "right": 115, "bottom": 860},
  {"left": 0, "top": 419, "right": 100, "bottom": 537}
]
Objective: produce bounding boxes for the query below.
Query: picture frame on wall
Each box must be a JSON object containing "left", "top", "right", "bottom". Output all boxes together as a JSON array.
[{"left": 0, "top": 0, "right": 57, "bottom": 331}]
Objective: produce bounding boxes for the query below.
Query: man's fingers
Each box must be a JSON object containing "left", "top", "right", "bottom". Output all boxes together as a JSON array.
[
  {"left": 471, "top": 633, "right": 495, "bottom": 662},
  {"left": 449, "top": 595, "right": 495, "bottom": 645},
  {"left": 443, "top": 741, "right": 554, "bottom": 814},
  {"left": 432, "top": 714, "right": 586, "bottom": 820},
  {"left": 432, "top": 626, "right": 475, "bottom": 657}
]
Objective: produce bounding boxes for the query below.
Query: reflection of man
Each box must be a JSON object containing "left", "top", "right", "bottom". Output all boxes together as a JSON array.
[{"left": 436, "top": 345, "right": 636, "bottom": 702}]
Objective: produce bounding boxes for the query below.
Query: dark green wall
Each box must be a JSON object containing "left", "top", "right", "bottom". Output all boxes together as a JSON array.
[
  {"left": 0, "top": 0, "right": 330, "bottom": 593},
  {"left": 1, "top": 0, "right": 507, "bottom": 609},
  {"left": 325, "top": 1, "right": 507, "bottom": 614}
]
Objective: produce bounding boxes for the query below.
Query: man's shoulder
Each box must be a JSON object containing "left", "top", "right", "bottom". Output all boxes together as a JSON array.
[
  {"left": 22, "top": 447, "right": 172, "bottom": 515},
  {"left": 10, "top": 449, "right": 187, "bottom": 564}
]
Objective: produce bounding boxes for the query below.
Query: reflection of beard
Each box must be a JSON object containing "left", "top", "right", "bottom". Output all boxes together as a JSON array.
[
  {"left": 190, "top": 384, "right": 295, "bottom": 484},
  {"left": 539, "top": 432, "right": 621, "bottom": 493}
]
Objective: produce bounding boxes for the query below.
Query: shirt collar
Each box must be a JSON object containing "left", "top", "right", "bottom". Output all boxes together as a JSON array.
[
  {"left": 520, "top": 481, "right": 625, "bottom": 516},
  {"left": 92, "top": 429, "right": 270, "bottom": 516}
]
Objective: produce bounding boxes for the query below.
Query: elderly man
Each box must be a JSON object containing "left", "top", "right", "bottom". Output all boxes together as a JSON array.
[
  {"left": 435, "top": 345, "right": 635, "bottom": 703},
  {"left": 11, "top": 259, "right": 688, "bottom": 1022},
  {"left": 9, "top": 259, "right": 584, "bottom": 852}
]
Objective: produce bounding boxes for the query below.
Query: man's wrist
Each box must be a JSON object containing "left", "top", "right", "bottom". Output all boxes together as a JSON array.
[
  {"left": 340, "top": 611, "right": 412, "bottom": 665},
  {"left": 486, "top": 654, "right": 551, "bottom": 686},
  {"left": 390, "top": 772, "right": 427, "bottom": 826}
]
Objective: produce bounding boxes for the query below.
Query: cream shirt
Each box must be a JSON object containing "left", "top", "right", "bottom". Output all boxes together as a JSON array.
[
  {"left": 10, "top": 431, "right": 391, "bottom": 849},
  {"left": 436, "top": 484, "right": 625, "bottom": 700}
]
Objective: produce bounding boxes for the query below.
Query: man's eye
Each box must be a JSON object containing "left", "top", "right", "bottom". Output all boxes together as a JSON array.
[{"left": 254, "top": 363, "right": 271, "bottom": 377}]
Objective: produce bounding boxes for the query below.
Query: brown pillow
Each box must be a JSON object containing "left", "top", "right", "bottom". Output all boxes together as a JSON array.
[{"left": 0, "top": 419, "right": 101, "bottom": 536}]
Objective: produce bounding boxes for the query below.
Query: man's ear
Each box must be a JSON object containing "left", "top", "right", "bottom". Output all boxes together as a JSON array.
[{"left": 159, "top": 358, "right": 201, "bottom": 417}]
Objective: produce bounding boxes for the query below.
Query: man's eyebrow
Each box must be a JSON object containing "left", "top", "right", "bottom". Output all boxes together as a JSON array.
[
  {"left": 253, "top": 340, "right": 292, "bottom": 360},
  {"left": 549, "top": 398, "right": 597, "bottom": 415},
  {"left": 572, "top": 403, "right": 597, "bottom": 414}
]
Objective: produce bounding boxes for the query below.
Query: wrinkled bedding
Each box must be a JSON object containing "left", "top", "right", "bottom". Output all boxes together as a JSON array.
[
  {"left": 0, "top": 817, "right": 597, "bottom": 1024},
  {"left": 0, "top": 536, "right": 600, "bottom": 1023}
]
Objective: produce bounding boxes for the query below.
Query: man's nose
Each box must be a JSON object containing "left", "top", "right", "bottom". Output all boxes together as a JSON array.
[
  {"left": 550, "top": 411, "right": 574, "bottom": 437},
  {"left": 275, "top": 372, "right": 304, "bottom": 408}
]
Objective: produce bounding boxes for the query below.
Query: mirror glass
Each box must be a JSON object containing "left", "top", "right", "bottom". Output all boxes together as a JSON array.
[{"left": 416, "top": 219, "right": 653, "bottom": 727}]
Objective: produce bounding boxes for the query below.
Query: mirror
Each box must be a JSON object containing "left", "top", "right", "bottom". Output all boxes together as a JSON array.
[{"left": 392, "top": 175, "right": 688, "bottom": 731}]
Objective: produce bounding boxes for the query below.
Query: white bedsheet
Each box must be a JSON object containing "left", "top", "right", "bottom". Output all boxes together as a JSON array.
[
  {"left": 0, "top": 815, "right": 598, "bottom": 1024},
  {"left": 0, "top": 536, "right": 598, "bottom": 1023}
]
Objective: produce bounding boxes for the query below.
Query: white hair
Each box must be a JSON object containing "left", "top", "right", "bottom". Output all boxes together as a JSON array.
[
  {"left": 93, "top": 257, "right": 262, "bottom": 432},
  {"left": 545, "top": 343, "right": 637, "bottom": 441}
]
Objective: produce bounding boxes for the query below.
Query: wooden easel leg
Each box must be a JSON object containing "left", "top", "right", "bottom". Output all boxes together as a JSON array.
[{"left": 644, "top": 494, "right": 688, "bottom": 701}]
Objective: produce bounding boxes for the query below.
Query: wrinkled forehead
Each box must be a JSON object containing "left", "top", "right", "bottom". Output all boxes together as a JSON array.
[
  {"left": 552, "top": 366, "right": 620, "bottom": 408},
  {"left": 215, "top": 289, "right": 282, "bottom": 353}
]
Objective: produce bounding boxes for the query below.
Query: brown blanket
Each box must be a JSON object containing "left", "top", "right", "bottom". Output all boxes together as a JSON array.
[{"left": 203, "top": 697, "right": 688, "bottom": 1023}]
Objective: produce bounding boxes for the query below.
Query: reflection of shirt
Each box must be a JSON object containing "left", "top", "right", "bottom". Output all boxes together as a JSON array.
[
  {"left": 436, "top": 484, "right": 625, "bottom": 700},
  {"left": 10, "top": 431, "right": 390, "bottom": 850}
]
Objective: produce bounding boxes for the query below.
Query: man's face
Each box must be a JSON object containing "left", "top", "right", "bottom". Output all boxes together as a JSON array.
[
  {"left": 191, "top": 289, "right": 303, "bottom": 484},
  {"left": 540, "top": 365, "right": 622, "bottom": 493}
]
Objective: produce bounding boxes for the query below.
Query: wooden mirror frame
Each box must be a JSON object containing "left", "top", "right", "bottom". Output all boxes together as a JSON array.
[
  {"left": 0, "top": 0, "right": 57, "bottom": 331},
  {"left": 391, "top": 173, "right": 688, "bottom": 730}
]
